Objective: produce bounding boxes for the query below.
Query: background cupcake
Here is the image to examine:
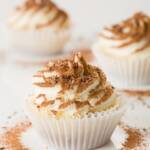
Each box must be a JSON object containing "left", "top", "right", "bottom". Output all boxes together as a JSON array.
[
  {"left": 26, "top": 53, "right": 125, "bottom": 150},
  {"left": 93, "top": 12, "right": 150, "bottom": 89},
  {"left": 5, "top": 0, "right": 71, "bottom": 55}
]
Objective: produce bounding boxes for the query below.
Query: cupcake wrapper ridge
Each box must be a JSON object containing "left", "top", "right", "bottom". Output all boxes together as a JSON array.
[
  {"left": 93, "top": 47, "right": 150, "bottom": 89},
  {"left": 26, "top": 98, "right": 126, "bottom": 150}
]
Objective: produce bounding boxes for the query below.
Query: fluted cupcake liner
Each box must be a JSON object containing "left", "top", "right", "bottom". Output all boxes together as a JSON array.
[
  {"left": 26, "top": 98, "right": 125, "bottom": 150},
  {"left": 93, "top": 48, "right": 150, "bottom": 89},
  {"left": 4, "top": 25, "right": 70, "bottom": 55}
]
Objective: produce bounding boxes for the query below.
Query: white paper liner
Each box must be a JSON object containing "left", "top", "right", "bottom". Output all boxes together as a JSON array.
[
  {"left": 26, "top": 99, "right": 126, "bottom": 150},
  {"left": 4, "top": 25, "right": 70, "bottom": 55},
  {"left": 92, "top": 47, "right": 150, "bottom": 89}
]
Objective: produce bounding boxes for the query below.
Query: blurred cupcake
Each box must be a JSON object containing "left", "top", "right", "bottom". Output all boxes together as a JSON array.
[
  {"left": 93, "top": 12, "right": 150, "bottom": 88},
  {"left": 26, "top": 53, "right": 125, "bottom": 150},
  {"left": 6, "top": 0, "right": 71, "bottom": 54}
]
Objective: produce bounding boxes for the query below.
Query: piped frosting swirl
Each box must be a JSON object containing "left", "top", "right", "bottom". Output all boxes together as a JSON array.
[
  {"left": 9, "top": 0, "right": 70, "bottom": 30},
  {"left": 99, "top": 12, "right": 150, "bottom": 56},
  {"left": 31, "top": 53, "right": 116, "bottom": 118}
]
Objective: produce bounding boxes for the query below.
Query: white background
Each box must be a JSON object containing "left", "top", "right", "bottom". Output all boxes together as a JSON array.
[{"left": 0, "top": 0, "right": 150, "bottom": 35}]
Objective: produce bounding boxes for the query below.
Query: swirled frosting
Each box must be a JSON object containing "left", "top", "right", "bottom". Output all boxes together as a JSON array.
[
  {"left": 98, "top": 12, "right": 150, "bottom": 56},
  {"left": 30, "top": 53, "right": 116, "bottom": 118},
  {"left": 8, "top": 0, "right": 70, "bottom": 30}
]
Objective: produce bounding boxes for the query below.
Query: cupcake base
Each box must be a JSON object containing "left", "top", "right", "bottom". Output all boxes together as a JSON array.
[
  {"left": 4, "top": 25, "right": 70, "bottom": 55},
  {"left": 26, "top": 99, "right": 125, "bottom": 150},
  {"left": 93, "top": 47, "right": 150, "bottom": 89}
]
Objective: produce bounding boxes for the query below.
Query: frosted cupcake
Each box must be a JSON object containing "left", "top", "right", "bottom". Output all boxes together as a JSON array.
[
  {"left": 93, "top": 12, "right": 150, "bottom": 88},
  {"left": 5, "top": 0, "right": 70, "bottom": 54},
  {"left": 26, "top": 53, "right": 125, "bottom": 150}
]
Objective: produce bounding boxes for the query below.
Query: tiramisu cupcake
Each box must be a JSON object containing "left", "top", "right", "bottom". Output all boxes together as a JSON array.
[
  {"left": 93, "top": 12, "right": 150, "bottom": 88},
  {"left": 5, "top": 0, "right": 70, "bottom": 54},
  {"left": 26, "top": 53, "right": 125, "bottom": 150}
]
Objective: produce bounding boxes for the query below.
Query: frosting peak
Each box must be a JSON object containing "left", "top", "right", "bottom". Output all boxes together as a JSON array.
[
  {"left": 100, "top": 12, "right": 150, "bottom": 55},
  {"left": 31, "top": 53, "right": 115, "bottom": 118},
  {"left": 33, "top": 53, "right": 106, "bottom": 91}
]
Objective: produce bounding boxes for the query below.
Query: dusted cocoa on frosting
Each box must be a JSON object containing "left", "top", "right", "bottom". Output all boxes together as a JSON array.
[
  {"left": 9, "top": 0, "right": 69, "bottom": 30},
  {"left": 100, "top": 12, "right": 150, "bottom": 53},
  {"left": 31, "top": 53, "right": 115, "bottom": 118},
  {"left": 34, "top": 53, "right": 106, "bottom": 91}
]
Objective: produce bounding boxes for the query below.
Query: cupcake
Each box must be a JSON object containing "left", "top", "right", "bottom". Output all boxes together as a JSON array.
[
  {"left": 26, "top": 53, "right": 125, "bottom": 150},
  {"left": 92, "top": 12, "right": 150, "bottom": 88},
  {"left": 5, "top": 0, "right": 70, "bottom": 54}
]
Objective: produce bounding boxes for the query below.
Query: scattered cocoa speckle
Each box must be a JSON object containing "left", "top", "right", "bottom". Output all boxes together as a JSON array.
[
  {"left": 101, "top": 12, "right": 150, "bottom": 53},
  {"left": 14, "top": 0, "right": 69, "bottom": 30},
  {"left": 119, "top": 124, "right": 149, "bottom": 150},
  {"left": 123, "top": 127, "right": 144, "bottom": 149},
  {"left": 121, "top": 89, "right": 150, "bottom": 97},
  {"left": 0, "top": 121, "right": 31, "bottom": 150}
]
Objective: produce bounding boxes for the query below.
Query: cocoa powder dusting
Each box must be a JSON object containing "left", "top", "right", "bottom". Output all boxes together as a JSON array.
[
  {"left": 123, "top": 127, "right": 144, "bottom": 149},
  {"left": 0, "top": 121, "right": 31, "bottom": 150},
  {"left": 33, "top": 53, "right": 114, "bottom": 113},
  {"left": 122, "top": 89, "right": 150, "bottom": 97},
  {"left": 15, "top": 0, "right": 69, "bottom": 29},
  {"left": 33, "top": 53, "right": 107, "bottom": 93},
  {"left": 100, "top": 12, "right": 150, "bottom": 53}
]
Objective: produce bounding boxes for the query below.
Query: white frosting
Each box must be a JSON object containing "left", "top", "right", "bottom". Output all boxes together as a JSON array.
[
  {"left": 9, "top": 3, "right": 69, "bottom": 30},
  {"left": 94, "top": 12, "right": 150, "bottom": 57},
  {"left": 33, "top": 85, "right": 61, "bottom": 100},
  {"left": 34, "top": 96, "right": 45, "bottom": 105},
  {"left": 30, "top": 54, "right": 116, "bottom": 117},
  {"left": 48, "top": 100, "right": 61, "bottom": 110},
  {"left": 33, "top": 79, "right": 101, "bottom": 104},
  {"left": 76, "top": 80, "right": 100, "bottom": 102},
  {"left": 89, "top": 92, "right": 115, "bottom": 107},
  {"left": 33, "top": 70, "right": 101, "bottom": 104},
  {"left": 32, "top": 77, "right": 115, "bottom": 117},
  {"left": 44, "top": 71, "right": 59, "bottom": 78},
  {"left": 59, "top": 103, "right": 77, "bottom": 115},
  {"left": 63, "top": 86, "right": 77, "bottom": 101},
  {"left": 94, "top": 30, "right": 150, "bottom": 57}
]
